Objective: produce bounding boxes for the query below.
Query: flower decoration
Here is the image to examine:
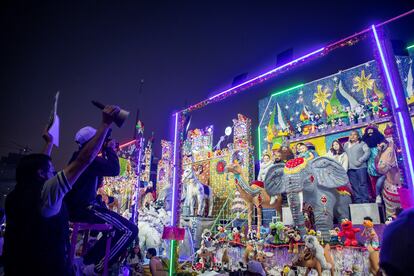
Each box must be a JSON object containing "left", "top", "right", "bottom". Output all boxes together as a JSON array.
[{"left": 216, "top": 160, "right": 226, "bottom": 174}]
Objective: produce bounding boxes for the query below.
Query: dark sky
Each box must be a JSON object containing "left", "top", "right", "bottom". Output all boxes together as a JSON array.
[{"left": 1, "top": 0, "right": 413, "bottom": 168}]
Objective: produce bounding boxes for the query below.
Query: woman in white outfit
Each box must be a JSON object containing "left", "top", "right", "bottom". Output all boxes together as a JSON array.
[
  {"left": 326, "top": 140, "right": 349, "bottom": 171},
  {"left": 258, "top": 153, "right": 278, "bottom": 204}
]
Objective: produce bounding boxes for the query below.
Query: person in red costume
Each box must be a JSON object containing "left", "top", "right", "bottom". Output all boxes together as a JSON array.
[{"left": 338, "top": 219, "right": 360, "bottom": 246}]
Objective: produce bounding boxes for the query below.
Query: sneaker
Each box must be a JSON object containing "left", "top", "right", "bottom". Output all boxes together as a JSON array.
[
  {"left": 82, "top": 264, "right": 98, "bottom": 276},
  {"left": 376, "top": 195, "right": 382, "bottom": 204},
  {"left": 269, "top": 196, "right": 277, "bottom": 205}
]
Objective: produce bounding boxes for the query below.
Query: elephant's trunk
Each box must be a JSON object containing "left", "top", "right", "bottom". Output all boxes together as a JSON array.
[
  {"left": 287, "top": 192, "right": 306, "bottom": 237},
  {"left": 314, "top": 213, "right": 332, "bottom": 242}
]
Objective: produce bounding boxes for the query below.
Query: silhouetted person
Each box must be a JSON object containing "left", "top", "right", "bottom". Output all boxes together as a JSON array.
[
  {"left": 64, "top": 126, "right": 137, "bottom": 274},
  {"left": 4, "top": 105, "right": 120, "bottom": 276}
]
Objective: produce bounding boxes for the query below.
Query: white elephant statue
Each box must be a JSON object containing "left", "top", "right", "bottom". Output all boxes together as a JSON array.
[{"left": 265, "top": 156, "right": 352, "bottom": 241}]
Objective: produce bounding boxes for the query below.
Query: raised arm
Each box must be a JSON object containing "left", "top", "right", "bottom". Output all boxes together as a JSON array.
[
  {"left": 42, "top": 128, "right": 54, "bottom": 156},
  {"left": 64, "top": 106, "right": 120, "bottom": 186},
  {"left": 40, "top": 106, "right": 119, "bottom": 217}
]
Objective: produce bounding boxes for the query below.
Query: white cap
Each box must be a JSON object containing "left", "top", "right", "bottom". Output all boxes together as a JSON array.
[{"left": 75, "top": 126, "right": 97, "bottom": 146}]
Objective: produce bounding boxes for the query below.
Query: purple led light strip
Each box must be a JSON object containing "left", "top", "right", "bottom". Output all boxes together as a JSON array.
[
  {"left": 208, "top": 47, "right": 325, "bottom": 101},
  {"left": 372, "top": 24, "right": 414, "bottom": 187},
  {"left": 178, "top": 9, "right": 414, "bottom": 114},
  {"left": 371, "top": 25, "right": 400, "bottom": 109},
  {"left": 170, "top": 112, "right": 179, "bottom": 225}
]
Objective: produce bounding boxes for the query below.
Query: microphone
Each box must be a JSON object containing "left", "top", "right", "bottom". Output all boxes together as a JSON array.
[
  {"left": 91, "top": 100, "right": 130, "bottom": 128},
  {"left": 92, "top": 100, "right": 105, "bottom": 109}
]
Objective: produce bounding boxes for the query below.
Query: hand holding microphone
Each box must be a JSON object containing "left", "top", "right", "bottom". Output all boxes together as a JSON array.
[{"left": 92, "top": 100, "right": 129, "bottom": 127}]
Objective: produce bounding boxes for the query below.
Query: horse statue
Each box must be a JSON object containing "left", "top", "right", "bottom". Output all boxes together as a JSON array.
[{"left": 182, "top": 166, "right": 213, "bottom": 217}]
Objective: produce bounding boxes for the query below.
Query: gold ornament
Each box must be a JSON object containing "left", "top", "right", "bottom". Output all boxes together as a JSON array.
[
  {"left": 312, "top": 84, "right": 331, "bottom": 109},
  {"left": 353, "top": 70, "right": 374, "bottom": 98}
]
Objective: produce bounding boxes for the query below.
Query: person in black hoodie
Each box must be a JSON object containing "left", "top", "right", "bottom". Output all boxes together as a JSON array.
[
  {"left": 4, "top": 105, "right": 120, "bottom": 276},
  {"left": 64, "top": 126, "right": 137, "bottom": 275}
]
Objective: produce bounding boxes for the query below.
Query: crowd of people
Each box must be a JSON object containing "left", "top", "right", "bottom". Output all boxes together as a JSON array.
[
  {"left": 2, "top": 105, "right": 140, "bottom": 275},
  {"left": 256, "top": 123, "right": 412, "bottom": 275},
  {"left": 260, "top": 124, "right": 402, "bottom": 217}
]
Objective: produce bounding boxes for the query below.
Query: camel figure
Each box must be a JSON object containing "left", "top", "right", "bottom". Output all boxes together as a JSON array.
[
  {"left": 292, "top": 244, "right": 335, "bottom": 276},
  {"left": 367, "top": 245, "right": 380, "bottom": 275},
  {"left": 226, "top": 162, "right": 282, "bottom": 237}
]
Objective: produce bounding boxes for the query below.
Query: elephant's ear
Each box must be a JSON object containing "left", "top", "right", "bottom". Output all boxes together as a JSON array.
[
  {"left": 308, "top": 156, "right": 349, "bottom": 188},
  {"left": 264, "top": 164, "right": 286, "bottom": 195}
]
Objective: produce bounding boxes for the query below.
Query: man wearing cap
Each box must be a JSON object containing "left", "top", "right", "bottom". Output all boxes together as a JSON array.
[{"left": 64, "top": 126, "right": 138, "bottom": 274}]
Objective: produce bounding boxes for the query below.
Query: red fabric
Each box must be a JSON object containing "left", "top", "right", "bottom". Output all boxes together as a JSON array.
[
  {"left": 162, "top": 226, "right": 185, "bottom": 240},
  {"left": 251, "top": 180, "right": 264, "bottom": 188},
  {"left": 285, "top": 157, "right": 305, "bottom": 169},
  {"left": 368, "top": 175, "right": 379, "bottom": 199}
]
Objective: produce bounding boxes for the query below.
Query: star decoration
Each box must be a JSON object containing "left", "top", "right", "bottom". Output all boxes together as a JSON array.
[
  {"left": 295, "top": 111, "right": 299, "bottom": 115},
  {"left": 333, "top": 76, "right": 338, "bottom": 82},
  {"left": 285, "top": 105, "right": 289, "bottom": 109},
  {"left": 312, "top": 84, "right": 330, "bottom": 109},
  {"left": 353, "top": 70, "right": 374, "bottom": 98},
  {"left": 365, "top": 62, "right": 371, "bottom": 67},
  {"left": 351, "top": 88, "right": 356, "bottom": 92},
  {"left": 299, "top": 90, "right": 303, "bottom": 95},
  {"left": 396, "top": 58, "right": 401, "bottom": 64}
]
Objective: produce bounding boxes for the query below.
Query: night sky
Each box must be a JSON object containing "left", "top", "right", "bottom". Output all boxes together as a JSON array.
[{"left": 1, "top": 0, "right": 413, "bottom": 169}]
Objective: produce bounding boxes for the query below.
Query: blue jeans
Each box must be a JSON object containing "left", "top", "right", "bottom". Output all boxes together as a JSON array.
[
  {"left": 376, "top": 175, "right": 386, "bottom": 196},
  {"left": 348, "top": 168, "right": 370, "bottom": 203}
]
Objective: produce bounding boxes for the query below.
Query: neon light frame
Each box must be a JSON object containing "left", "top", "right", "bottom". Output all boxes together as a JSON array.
[
  {"left": 372, "top": 24, "right": 414, "bottom": 188},
  {"left": 208, "top": 48, "right": 324, "bottom": 102},
  {"left": 119, "top": 139, "right": 136, "bottom": 149},
  {"left": 169, "top": 113, "right": 179, "bottom": 273},
  {"left": 169, "top": 9, "right": 414, "bottom": 275}
]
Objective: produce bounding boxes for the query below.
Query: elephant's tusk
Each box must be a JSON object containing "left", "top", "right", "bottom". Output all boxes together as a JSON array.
[{"left": 298, "top": 191, "right": 304, "bottom": 213}]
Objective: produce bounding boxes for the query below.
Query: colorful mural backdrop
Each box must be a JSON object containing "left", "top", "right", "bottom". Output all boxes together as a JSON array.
[{"left": 259, "top": 56, "right": 414, "bottom": 157}]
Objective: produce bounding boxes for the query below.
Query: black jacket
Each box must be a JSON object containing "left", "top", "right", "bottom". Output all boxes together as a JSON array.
[
  {"left": 64, "top": 147, "right": 120, "bottom": 214},
  {"left": 4, "top": 185, "right": 72, "bottom": 276}
]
